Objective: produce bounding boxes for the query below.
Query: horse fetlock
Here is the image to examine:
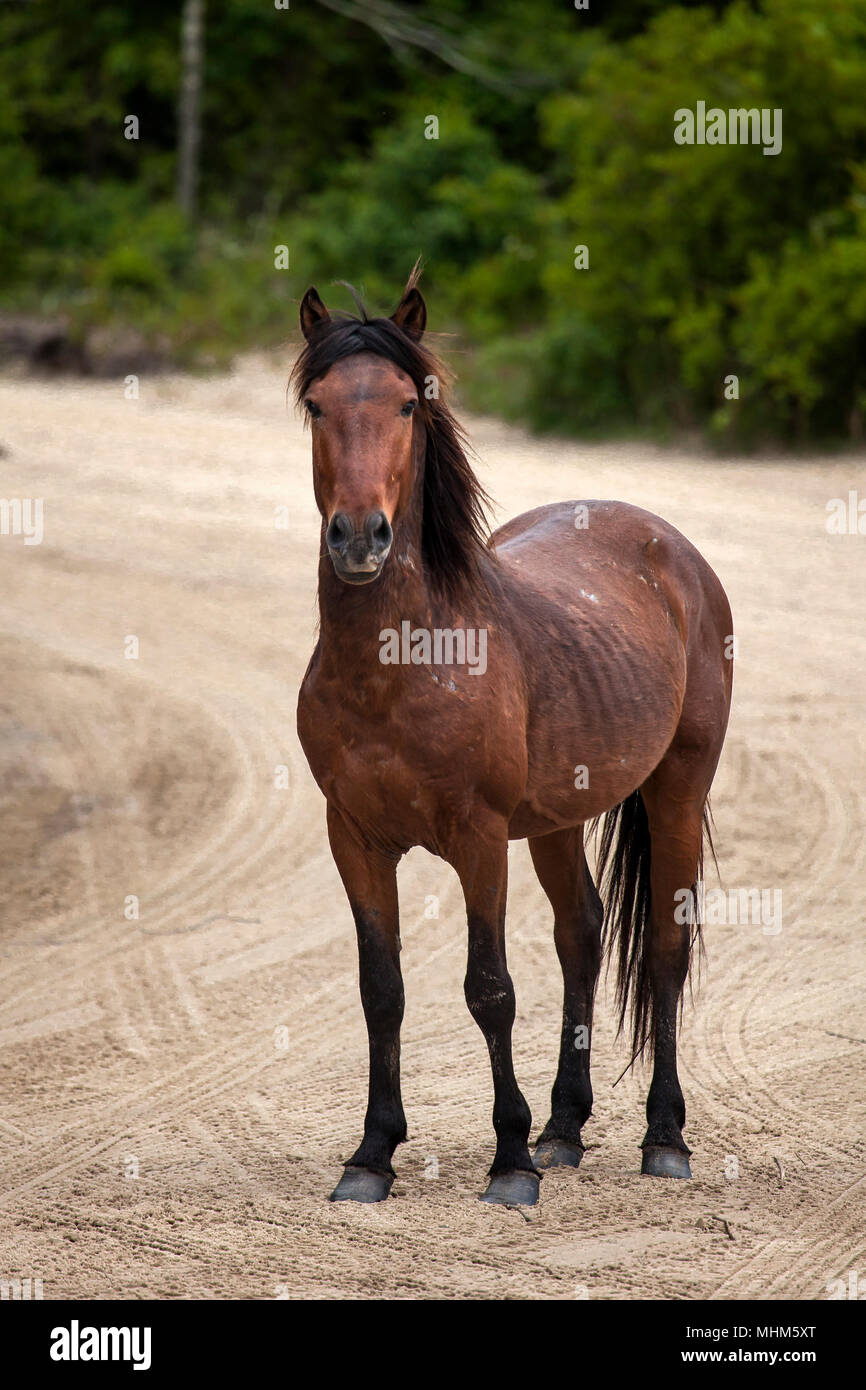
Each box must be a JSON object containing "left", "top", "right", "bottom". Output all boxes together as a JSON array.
[
  {"left": 642, "top": 1109, "right": 689, "bottom": 1151},
  {"left": 351, "top": 1132, "right": 402, "bottom": 1173}
]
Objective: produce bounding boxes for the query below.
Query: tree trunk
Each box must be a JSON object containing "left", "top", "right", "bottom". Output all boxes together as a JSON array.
[{"left": 176, "top": 0, "right": 205, "bottom": 220}]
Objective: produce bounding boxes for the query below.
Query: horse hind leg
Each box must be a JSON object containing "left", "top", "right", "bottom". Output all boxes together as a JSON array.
[
  {"left": 639, "top": 762, "right": 710, "bottom": 1179},
  {"left": 600, "top": 748, "right": 716, "bottom": 1179},
  {"left": 529, "top": 826, "right": 603, "bottom": 1170}
]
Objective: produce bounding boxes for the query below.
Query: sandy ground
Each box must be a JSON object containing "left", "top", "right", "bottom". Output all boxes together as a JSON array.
[{"left": 0, "top": 355, "right": 863, "bottom": 1302}]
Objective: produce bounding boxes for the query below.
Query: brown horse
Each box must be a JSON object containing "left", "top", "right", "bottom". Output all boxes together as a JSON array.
[{"left": 293, "top": 270, "right": 733, "bottom": 1205}]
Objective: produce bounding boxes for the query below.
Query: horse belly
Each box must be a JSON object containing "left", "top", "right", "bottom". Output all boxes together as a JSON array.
[
  {"left": 508, "top": 622, "right": 686, "bottom": 838},
  {"left": 495, "top": 501, "right": 694, "bottom": 836}
]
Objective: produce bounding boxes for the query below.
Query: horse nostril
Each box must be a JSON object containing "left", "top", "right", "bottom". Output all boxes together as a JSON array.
[
  {"left": 326, "top": 512, "right": 352, "bottom": 553},
  {"left": 365, "top": 510, "right": 392, "bottom": 556}
]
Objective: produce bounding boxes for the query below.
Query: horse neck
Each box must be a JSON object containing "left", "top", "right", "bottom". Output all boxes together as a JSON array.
[{"left": 316, "top": 534, "right": 430, "bottom": 635}]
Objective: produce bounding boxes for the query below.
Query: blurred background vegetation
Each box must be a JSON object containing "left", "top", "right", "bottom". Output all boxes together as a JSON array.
[{"left": 2, "top": 0, "right": 865, "bottom": 443}]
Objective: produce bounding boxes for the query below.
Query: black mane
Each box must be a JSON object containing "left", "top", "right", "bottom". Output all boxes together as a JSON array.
[{"left": 290, "top": 297, "right": 494, "bottom": 600}]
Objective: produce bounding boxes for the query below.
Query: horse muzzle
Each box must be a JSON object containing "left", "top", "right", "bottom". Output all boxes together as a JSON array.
[{"left": 326, "top": 510, "right": 393, "bottom": 584}]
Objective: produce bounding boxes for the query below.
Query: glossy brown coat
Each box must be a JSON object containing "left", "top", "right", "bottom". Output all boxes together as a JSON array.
[{"left": 294, "top": 275, "right": 733, "bottom": 1204}]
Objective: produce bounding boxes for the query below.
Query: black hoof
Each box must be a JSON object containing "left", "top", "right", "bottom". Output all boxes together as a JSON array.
[
  {"left": 641, "top": 1146, "right": 692, "bottom": 1180},
  {"left": 480, "top": 1170, "right": 541, "bottom": 1206},
  {"left": 534, "top": 1139, "right": 584, "bottom": 1170},
  {"left": 329, "top": 1165, "right": 394, "bottom": 1203}
]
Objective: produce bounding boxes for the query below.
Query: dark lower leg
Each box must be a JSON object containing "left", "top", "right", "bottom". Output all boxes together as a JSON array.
[
  {"left": 643, "top": 966, "right": 689, "bottom": 1155},
  {"left": 326, "top": 809, "right": 404, "bottom": 1201},
  {"left": 537, "top": 983, "right": 597, "bottom": 1152},
  {"left": 464, "top": 926, "right": 534, "bottom": 1177},
  {"left": 530, "top": 835, "right": 602, "bottom": 1158},
  {"left": 348, "top": 912, "right": 406, "bottom": 1175},
  {"left": 639, "top": 789, "right": 702, "bottom": 1173},
  {"left": 638, "top": 730, "right": 724, "bottom": 1179}
]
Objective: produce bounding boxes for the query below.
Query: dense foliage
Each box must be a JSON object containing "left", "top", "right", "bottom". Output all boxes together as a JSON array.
[{"left": 2, "top": 0, "right": 864, "bottom": 442}]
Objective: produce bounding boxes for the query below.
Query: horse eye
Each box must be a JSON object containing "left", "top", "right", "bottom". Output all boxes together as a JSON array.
[
  {"left": 305, "top": 399, "right": 322, "bottom": 419},
  {"left": 401, "top": 400, "right": 417, "bottom": 417}
]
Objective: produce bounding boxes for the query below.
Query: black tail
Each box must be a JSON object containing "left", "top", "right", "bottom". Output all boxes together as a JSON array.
[{"left": 592, "top": 791, "right": 716, "bottom": 1059}]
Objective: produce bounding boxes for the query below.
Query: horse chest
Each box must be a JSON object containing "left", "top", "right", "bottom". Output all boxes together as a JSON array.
[{"left": 299, "top": 673, "right": 513, "bottom": 850}]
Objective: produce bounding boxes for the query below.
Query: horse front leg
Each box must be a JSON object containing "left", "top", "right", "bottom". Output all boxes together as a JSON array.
[
  {"left": 326, "top": 805, "right": 406, "bottom": 1203},
  {"left": 453, "top": 827, "right": 538, "bottom": 1206}
]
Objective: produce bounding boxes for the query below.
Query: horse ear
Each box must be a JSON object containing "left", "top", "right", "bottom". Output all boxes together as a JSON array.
[
  {"left": 391, "top": 286, "right": 427, "bottom": 342},
  {"left": 300, "top": 287, "right": 331, "bottom": 341}
]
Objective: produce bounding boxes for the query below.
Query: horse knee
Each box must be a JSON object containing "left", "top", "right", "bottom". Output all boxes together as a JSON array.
[{"left": 464, "top": 964, "right": 515, "bottom": 1034}]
